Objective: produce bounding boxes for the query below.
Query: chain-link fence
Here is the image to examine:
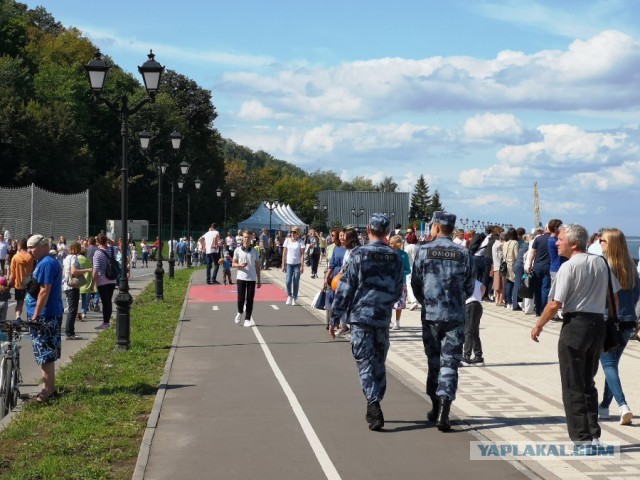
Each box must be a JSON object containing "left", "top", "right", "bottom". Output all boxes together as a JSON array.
[{"left": 0, "top": 184, "right": 88, "bottom": 241}]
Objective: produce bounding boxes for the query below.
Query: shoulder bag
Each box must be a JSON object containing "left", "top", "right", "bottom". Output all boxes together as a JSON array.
[
  {"left": 602, "top": 259, "right": 623, "bottom": 353},
  {"left": 66, "top": 255, "right": 87, "bottom": 288}
]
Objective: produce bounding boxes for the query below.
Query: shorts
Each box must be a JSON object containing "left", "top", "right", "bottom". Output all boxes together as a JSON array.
[
  {"left": 29, "top": 315, "right": 62, "bottom": 365},
  {"left": 14, "top": 288, "right": 26, "bottom": 302},
  {"left": 393, "top": 285, "right": 408, "bottom": 310}
]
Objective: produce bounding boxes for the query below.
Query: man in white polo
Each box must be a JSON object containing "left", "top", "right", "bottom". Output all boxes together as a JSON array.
[{"left": 199, "top": 223, "right": 221, "bottom": 284}]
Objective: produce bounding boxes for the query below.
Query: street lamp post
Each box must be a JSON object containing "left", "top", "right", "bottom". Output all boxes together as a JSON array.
[
  {"left": 85, "top": 49, "right": 164, "bottom": 350},
  {"left": 216, "top": 187, "right": 237, "bottom": 228},
  {"left": 168, "top": 160, "right": 191, "bottom": 278},
  {"left": 351, "top": 207, "right": 365, "bottom": 228},
  {"left": 139, "top": 128, "right": 183, "bottom": 295},
  {"left": 265, "top": 199, "right": 279, "bottom": 240},
  {"left": 179, "top": 176, "right": 202, "bottom": 268},
  {"left": 313, "top": 203, "right": 328, "bottom": 230}
]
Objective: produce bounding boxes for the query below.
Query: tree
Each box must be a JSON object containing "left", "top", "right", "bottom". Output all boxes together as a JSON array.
[
  {"left": 428, "top": 190, "right": 444, "bottom": 218},
  {"left": 341, "top": 176, "right": 376, "bottom": 191},
  {"left": 376, "top": 176, "right": 397, "bottom": 192},
  {"left": 409, "top": 174, "right": 431, "bottom": 221}
]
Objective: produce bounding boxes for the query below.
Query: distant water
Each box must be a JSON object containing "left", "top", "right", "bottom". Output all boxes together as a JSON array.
[{"left": 628, "top": 236, "right": 640, "bottom": 262}]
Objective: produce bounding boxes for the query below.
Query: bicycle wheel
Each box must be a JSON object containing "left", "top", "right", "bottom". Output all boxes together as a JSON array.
[{"left": 0, "top": 357, "right": 12, "bottom": 417}]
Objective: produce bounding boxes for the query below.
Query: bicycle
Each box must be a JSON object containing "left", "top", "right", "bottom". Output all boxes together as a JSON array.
[{"left": 0, "top": 319, "right": 42, "bottom": 418}]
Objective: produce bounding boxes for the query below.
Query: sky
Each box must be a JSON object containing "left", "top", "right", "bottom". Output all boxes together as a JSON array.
[{"left": 21, "top": 0, "right": 640, "bottom": 234}]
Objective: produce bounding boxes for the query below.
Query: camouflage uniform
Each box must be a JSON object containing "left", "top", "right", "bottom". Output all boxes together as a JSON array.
[
  {"left": 331, "top": 219, "right": 403, "bottom": 406},
  {"left": 411, "top": 218, "right": 474, "bottom": 402}
]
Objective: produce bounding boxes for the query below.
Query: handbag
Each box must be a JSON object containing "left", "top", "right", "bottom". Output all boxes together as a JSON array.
[
  {"left": 602, "top": 259, "right": 623, "bottom": 353},
  {"left": 499, "top": 260, "right": 508, "bottom": 276},
  {"left": 67, "top": 275, "right": 87, "bottom": 289},
  {"left": 518, "top": 272, "right": 534, "bottom": 299},
  {"left": 331, "top": 270, "right": 343, "bottom": 291},
  {"left": 313, "top": 287, "right": 327, "bottom": 310}
]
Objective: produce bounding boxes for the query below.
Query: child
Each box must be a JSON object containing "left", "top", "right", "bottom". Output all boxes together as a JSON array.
[
  {"left": 461, "top": 279, "right": 486, "bottom": 367},
  {"left": 222, "top": 251, "right": 233, "bottom": 285}
]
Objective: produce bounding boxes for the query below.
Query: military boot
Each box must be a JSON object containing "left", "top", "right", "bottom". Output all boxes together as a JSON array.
[
  {"left": 436, "top": 397, "right": 452, "bottom": 432},
  {"left": 366, "top": 401, "right": 384, "bottom": 431},
  {"left": 427, "top": 395, "right": 440, "bottom": 422}
]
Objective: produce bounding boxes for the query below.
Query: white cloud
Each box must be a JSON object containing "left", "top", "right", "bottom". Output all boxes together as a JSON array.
[
  {"left": 238, "top": 100, "right": 273, "bottom": 121},
  {"left": 463, "top": 112, "right": 525, "bottom": 142}
]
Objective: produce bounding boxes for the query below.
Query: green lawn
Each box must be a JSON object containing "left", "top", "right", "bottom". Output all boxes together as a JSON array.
[{"left": 0, "top": 268, "right": 196, "bottom": 479}]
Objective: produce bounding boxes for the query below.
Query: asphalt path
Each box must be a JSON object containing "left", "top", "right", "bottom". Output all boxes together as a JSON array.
[
  {"left": 142, "top": 271, "right": 527, "bottom": 480},
  {"left": 4, "top": 263, "right": 158, "bottom": 399}
]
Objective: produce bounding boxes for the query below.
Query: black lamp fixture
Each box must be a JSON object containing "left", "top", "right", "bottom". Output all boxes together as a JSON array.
[
  {"left": 86, "top": 49, "right": 165, "bottom": 351},
  {"left": 216, "top": 187, "right": 237, "bottom": 227},
  {"left": 138, "top": 128, "right": 182, "bottom": 296}
]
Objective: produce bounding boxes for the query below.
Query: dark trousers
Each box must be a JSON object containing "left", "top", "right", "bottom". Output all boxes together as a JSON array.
[
  {"left": 512, "top": 263, "right": 524, "bottom": 309},
  {"left": 311, "top": 251, "right": 321, "bottom": 275},
  {"left": 533, "top": 269, "right": 551, "bottom": 316},
  {"left": 206, "top": 252, "right": 221, "bottom": 283},
  {"left": 97, "top": 283, "right": 116, "bottom": 324},
  {"left": 473, "top": 255, "right": 485, "bottom": 282},
  {"left": 482, "top": 257, "right": 493, "bottom": 296},
  {"left": 422, "top": 320, "right": 465, "bottom": 401},
  {"left": 463, "top": 301, "right": 483, "bottom": 359},
  {"left": 237, "top": 279, "right": 256, "bottom": 320},
  {"left": 558, "top": 313, "right": 606, "bottom": 443},
  {"left": 64, "top": 288, "right": 80, "bottom": 336}
]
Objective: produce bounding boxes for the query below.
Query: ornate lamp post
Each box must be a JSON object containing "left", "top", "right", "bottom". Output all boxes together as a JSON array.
[
  {"left": 216, "top": 187, "right": 237, "bottom": 228},
  {"left": 460, "top": 218, "right": 469, "bottom": 229},
  {"left": 313, "top": 203, "right": 328, "bottom": 230},
  {"left": 139, "top": 128, "right": 183, "bottom": 294},
  {"left": 167, "top": 159, "right": 191, "bottom": 279},
  {"left": 265, "top": 199, "right": 279, "bottom": 244},
  {"left": 178, "top": 175, "right": 202, "bottom": 268},
  {"left": 351, "top": 207, "right": 365, "bottom": 228},
  {"left": 86, "top": 49, "right": 164, "bottom": 350}
]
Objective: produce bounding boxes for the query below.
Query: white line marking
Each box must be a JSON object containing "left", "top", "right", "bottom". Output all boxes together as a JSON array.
[
  {"left": 212, "top": 306, "right": 219, "bottom": 311},
  {"left": 270, "top": 305, "right": 280, "bottom": 310},
  {"left": 251, "top": 326, "right": 341, "bottom": 480}
]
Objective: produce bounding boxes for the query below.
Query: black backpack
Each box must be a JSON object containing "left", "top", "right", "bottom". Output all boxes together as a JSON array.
[{"left": 101, "top": 248, "right": 120, "bottom": 280}]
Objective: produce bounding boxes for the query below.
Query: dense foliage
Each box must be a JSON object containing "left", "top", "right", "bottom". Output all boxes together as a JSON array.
[{"left": 0, "top": 0, "right": 444, "bottom": 232}]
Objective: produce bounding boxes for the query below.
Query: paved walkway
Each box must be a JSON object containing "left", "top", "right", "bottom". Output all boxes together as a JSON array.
[{"left": 135, "top": 263, "right": 640, "bottom": 479}]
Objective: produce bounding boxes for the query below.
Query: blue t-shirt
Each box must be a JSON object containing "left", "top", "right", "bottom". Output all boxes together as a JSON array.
[
  {"left": 26, "top": 254, "right": 64, "bottom": 318},
  {"left": 328, "top": 246, "right": 347, "bottom": 271},
  {"left": 531, "top": 233, "right": 551, "bottom": 272},
  {"left": 548, "top": 235, "right": 567, "bottom": 273}
]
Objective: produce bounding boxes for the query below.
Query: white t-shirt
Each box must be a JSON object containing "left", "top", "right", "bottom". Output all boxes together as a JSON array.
[
  {"left": 283, "top": 238, "right": 305, "bottom": 265},
  {"left": 549, "top": 253, "right": 620, "bottom": 315},
  {"left": 234, "top": 247, "right": 259, "bottom": 281},
  {"left": 201, "top": 230, "right": 220, "bottom": 254}
]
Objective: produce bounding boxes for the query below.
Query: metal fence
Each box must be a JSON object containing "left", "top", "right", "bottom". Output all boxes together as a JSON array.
[
  {"left": 0, "top": 184, "right": 89, "bottom": 241},
  {"left": 317, "top": 191, "right": 410, "bottom": 229}
]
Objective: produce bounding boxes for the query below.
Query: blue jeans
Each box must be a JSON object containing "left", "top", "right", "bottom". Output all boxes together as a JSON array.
[
  {"left": 206, "top": 252, "right": 221, "bottom": 283},
  {"left": 600, "top": 323, "right": 636, "bottom": 408},
  {"left": 81, "top": 292, "right": 90, "bottom": 315},
  {"left": 285, "top": 263, "right": 301, "bottom": 299},
  {"left": 512, "top": 263, "right": 524, "bottom": 309},
  {"left": 533, "top": 269, "right": 551, "bottom": 316}
]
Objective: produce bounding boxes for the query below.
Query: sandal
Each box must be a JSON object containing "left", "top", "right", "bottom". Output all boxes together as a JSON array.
[{"left": 24, "top": 392, "right": 51, "bottom": 404}]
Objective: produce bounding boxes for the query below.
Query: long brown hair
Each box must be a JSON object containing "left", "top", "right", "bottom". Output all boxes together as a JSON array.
[{"left": 602, "top": 228, "right": 636, "bottom": 290}]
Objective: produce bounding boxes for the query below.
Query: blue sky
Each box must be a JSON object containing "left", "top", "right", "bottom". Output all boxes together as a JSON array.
[{"left": 22, "top": 0, "right": 640, "bottom": 234}]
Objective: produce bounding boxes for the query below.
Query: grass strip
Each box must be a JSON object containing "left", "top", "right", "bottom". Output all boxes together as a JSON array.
[{"left": 0, "top": 267, "right": 196, "bottom": 480}]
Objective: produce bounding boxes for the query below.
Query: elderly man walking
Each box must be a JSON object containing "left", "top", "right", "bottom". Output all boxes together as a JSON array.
[{"left": 531, "top": 224, "right": 620, "bottom": 448}]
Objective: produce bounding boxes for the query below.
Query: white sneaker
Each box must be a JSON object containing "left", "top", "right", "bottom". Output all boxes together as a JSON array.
[
  {"left": 392, "top": 322, "right": 400, "bottom": 330},
  {"left": 620, "top": 404, "right": 633, "bottom": 425},
  {"left": 286, "top": 296, "right": 292, "bottom": 305},
  {"left": 243, "top": 319, "right": 255, "bottom": 327},
  {"left": 291, "top": 299, "right": 297, "bottom": 306},
  {"left": 598, "top": 406, "right": 610, "bottom": 420},
  {"left": 409, "top": 302, "right": 418, "bottom": 311},
  {"left": 234, "top": 313, "right": 242, "bottom": 324},
  {"left": 592, "top": 437, "right": 601, "bottom": 446}
]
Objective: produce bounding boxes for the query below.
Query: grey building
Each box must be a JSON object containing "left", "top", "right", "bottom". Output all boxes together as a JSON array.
[{"left": 317, "top": 191, "right": 410, "bottom": 230}]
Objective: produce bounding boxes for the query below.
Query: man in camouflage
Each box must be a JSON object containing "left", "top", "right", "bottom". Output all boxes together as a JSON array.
[
  {"left": 411, "top": 211, "right": 475, "bottom": 431},
  {"left": 330, "top": 213, "right": 403, "bottom": 431}
]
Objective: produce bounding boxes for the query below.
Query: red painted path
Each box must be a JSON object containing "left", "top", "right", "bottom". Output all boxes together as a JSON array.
[{"left": 188, "top": 283, "right": 287, "bottom": 303}]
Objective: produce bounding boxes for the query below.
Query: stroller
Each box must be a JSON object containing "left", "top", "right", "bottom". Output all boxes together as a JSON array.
[{"left": 149, "top": 246, "right": 158, "bottom": 261}]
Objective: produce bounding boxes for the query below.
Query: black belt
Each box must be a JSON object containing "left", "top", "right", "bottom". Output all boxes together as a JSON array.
[{"left": 563, "top": 312, "right": 604, "bottom": 321}]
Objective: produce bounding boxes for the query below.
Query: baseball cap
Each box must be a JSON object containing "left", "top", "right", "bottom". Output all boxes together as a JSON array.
[
  {"left": 369, "top": 213, "right": 390, "bottom": 232},
  {"left": 429, "top": 211, "right": 457, "bottom": 228},
  {"left": 27, "top": 234, "right": 48, "bottom": 248}
]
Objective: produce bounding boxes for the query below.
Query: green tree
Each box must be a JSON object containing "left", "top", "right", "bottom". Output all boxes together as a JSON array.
[
  {"left": 427, "top": 189, "right": 444, "bottom": 218},
  {"left": 409, "top": 174, "right": 431, "bottom": 221},
  {"left": 341, "top": 176, "right": 376, "bottom": 191},
  {"left": 376, "top": 176, "right": 397, "bottom": 192}
]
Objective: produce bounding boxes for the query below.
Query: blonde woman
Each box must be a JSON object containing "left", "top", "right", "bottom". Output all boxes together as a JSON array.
[{"left": 598, "top": 228, "right": 640, "bottom": 425}]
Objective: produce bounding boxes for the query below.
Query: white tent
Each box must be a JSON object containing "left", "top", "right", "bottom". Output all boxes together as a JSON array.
[{"left": 237, "top": 203, "right": 308, "bottom": 232}]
